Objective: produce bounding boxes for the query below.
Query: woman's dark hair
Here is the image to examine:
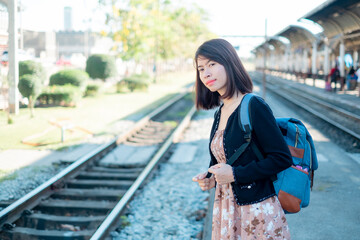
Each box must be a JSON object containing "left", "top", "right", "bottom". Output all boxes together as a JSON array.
[
  {"left": 194, "top": 38, "right": 253, "bottom": 110},
  {"left": 349, "top": 66, "right": 355, "bottom": 75}
]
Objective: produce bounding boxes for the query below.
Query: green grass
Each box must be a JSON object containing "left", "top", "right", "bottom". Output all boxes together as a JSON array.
[
  {"left": 163, "top": 121, "right": 178, "bottom": 128},
  {"left": 0, "top": 70, "right": 195, "bottom": 150},
  {"left": 0, "top": 169, "right": 18, "bottom": 183}
]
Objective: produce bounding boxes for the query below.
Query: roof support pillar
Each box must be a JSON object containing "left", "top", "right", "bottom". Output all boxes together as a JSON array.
[
  {"left": 353, "top": 50, "right": 358, "bottom": 69},
  {"left": 339, "top": 38, "right": 345, "bottom": 77},
  {"left": 8, "top": 0, "right": 19, "bottom": 114},
  {"left": 302, "top": 49, "right": 308, "bottom": 74},
  {"left": 312, "top": 41, "right": 318, "bottom": 75},
  {"left": 324, "top": 39, "right": 330, "bottom": 77}
]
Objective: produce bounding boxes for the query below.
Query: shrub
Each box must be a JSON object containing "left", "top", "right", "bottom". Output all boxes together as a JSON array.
[
  {"left": 119, "top": 74, "right": 149, "bottom": 92},
  {"left": 37, "top": 84, "right": 82, "bottom": 107},
  {"left": 19, "top": 60, "right": 46, "bottom": 83},
  {"left": 49, "top": 69, "right": 88, "bottom": 91},
  {"left": 86, "top": 54, "right": 117, "bottom": 81},
  {"left": 18, "top": 74, "right": 42, "bottom": 117},
  {"left": 84, "top": 82, "right": 102, "bottom": 97}
]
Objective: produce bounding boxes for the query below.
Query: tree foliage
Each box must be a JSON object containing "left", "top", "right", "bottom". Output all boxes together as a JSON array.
[
  {"left": 49, "top": 69, "right": 89, "bottom": 91},
  {"left": 19, "top": 60, "right": 46, "bottom": 83},
  {"left": 99, "top": 0, "right": 214, "bottom": 61},
  {"left": 85, "top": 54, "right": 117, "bottom": 80},
  {"left": 18, "top": 74, "right": 42, "bottom": 117}
]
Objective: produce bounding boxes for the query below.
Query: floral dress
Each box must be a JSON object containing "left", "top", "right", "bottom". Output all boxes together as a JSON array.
[{"left": 211, "top": 129, "right": 291, "bottom": 240}]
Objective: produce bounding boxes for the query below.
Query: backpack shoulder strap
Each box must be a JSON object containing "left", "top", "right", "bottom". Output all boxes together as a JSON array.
[
  {"left": 241, "top": 94, "right": 265, "bottom": 162},
  {"left": 227, "top": 93, "right": 255, "bottom": 166}
]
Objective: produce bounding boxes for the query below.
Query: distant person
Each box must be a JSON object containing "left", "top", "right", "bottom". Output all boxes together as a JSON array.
[
  {"left": 346, "top": 66, "right": 358, "bottom": 90},
  {"left": 329, "top": 64, "right": 340, "bottom": 92},
  {"left": 192, "top": 39, "right": 292, "bottom": 239},
  {"left": 356, "top": 67, "right": 360, "bottom": 97}
]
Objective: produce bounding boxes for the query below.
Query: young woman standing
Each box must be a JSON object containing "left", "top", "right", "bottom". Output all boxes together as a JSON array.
[{"left": 192, "top": 39, "right": 292, "bottom": 240}]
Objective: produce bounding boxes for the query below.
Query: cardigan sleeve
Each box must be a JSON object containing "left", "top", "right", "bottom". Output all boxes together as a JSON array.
[{"left": 233, "top": 96, "right": 292, "bottom": 183}]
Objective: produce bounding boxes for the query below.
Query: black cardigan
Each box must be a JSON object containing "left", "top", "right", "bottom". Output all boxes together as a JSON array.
[{"left": 208, "top": 95, "right": 292, "bottom": 205}]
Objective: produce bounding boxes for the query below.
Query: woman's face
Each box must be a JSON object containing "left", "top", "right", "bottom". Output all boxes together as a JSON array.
[{"left": 197, "top": 56, "right": 227, "bottom": 96}]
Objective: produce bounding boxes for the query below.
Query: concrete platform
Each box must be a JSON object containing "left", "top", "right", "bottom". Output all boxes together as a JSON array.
[
  {"left": 168, "top": 144, "right": 198, "bottom": 163},
  {"left": 264, "top": 72, "right": 360, "bottom": 109},
  {"left": 260, "top": 83, "right": 360, "bottom": 239},
  {"left": 59, "top": 144, "right": 100, "bottom": 164},
  {"left": 98, "top": 144, "right": 158, "bottom": 168},
  {"left": 0, "top": 149, "right": 64, "bottom": 171}
]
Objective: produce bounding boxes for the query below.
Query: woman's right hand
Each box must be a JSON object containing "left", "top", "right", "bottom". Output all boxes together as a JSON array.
[{"left": 192, "top": 172, "right": 215, "bottom": 191}]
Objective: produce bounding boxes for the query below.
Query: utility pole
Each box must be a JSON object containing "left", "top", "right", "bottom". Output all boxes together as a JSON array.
[
  {"left": 262, "top": 19, "right": 267, "bottom": 99},
  {"left": 153, "top": 0, "right": 160, "bottom": 83},
  {"left": 8, "top": 0, "right": 19, "bottom": 114}
]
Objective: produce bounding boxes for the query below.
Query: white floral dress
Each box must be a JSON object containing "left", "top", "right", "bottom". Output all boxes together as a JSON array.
[{"left": 211, "top": 129, "right": 291, "bottom": 240}]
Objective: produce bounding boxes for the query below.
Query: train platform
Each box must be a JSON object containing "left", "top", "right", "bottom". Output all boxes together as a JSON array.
[
  {"left": 265, "top": 72, "right": 360, "bottom": 108},
  {"left": 256, "top": 80, "right": 360, "bottom": 239}
]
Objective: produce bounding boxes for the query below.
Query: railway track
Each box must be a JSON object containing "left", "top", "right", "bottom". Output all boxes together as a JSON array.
[
  {"left": 0, "top": 90, "right": 196, "bottom": 240},
  {"left": 253, "top": 72, "right": 360, "bottom": 148}
]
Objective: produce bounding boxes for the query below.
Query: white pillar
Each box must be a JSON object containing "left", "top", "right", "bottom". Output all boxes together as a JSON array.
[
  {"left": 295, "top": 52, "right": 301, "bottom": 72},
  {"left": 324, "top": 40, "right": 330, "bottom": 76},
  {"left": 8, "top": 0, "right": 19, "bottom": 114},
  {"left": 285, "top": 46, "right": 290, "bottom": 71},
  {"left": 339, "top": 39, "right": 345, "bottom": 77},
  {"left": 353, "top": 50, "right": 358, "bottom": 69},
  {"left": 312, "top": 41, "right": 318, "bottom": 75},
  {"left": 303, "top": 49, "right": 308, "bottom": 73}
]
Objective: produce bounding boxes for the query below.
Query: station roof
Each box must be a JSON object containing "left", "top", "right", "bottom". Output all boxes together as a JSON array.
[
  {"left": 267, "top": 37, "right": 288, "bottom": 50},
  {"left": 276, "top": 25, "right": 317, "bottom": 48},
  {"left": 302, "top": 0, "right": 360, "bottom": 39}
]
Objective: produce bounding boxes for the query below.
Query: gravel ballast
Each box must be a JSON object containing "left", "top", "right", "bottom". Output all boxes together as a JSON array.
[{"left": 113, "top": 110, "right": 215, "bottom": 240}]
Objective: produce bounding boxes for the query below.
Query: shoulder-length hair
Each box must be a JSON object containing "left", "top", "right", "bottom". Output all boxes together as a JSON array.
[{"left": 194, "top": 38, "right": 253, "bottom": 110}]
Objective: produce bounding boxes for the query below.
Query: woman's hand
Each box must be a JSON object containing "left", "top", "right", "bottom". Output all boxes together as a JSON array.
[
  {"left": 192, "top": 172, "right": 215, "bottom": 191},
  {"left": 208, "top": 163, "right": 235, "bottom": 185}
]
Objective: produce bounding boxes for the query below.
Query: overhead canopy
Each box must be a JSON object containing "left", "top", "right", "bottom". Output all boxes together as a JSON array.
[
  {"left": 302, "top": 0, "right": 360, "bottom": 39},
  {"left": 277, "top": 25, "right": 317, "bottom": 49},
  {"left": 267, "top": 36, "right": 289, "bottom": 52},
  {"left": 253, "top": 43, "right": 269, "bottom": 55}
]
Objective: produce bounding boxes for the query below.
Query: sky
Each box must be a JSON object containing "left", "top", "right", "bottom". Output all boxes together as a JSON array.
[{"left": 18, "top": 0, "right": 328, "bottom": 57}]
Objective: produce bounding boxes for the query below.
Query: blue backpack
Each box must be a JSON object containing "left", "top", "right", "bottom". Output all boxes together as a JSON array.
[{"left": 227, "top": 93, "right": 318, "bottom": 213}]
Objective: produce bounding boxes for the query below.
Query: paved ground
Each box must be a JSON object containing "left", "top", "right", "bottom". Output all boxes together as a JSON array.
[{"left": 255, "top": 76, "right": 360, "bottom": 240}]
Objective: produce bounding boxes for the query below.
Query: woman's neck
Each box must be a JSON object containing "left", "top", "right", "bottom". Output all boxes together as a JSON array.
[{"left": 222, "top": 92, "right": 244, "bottom": 109}]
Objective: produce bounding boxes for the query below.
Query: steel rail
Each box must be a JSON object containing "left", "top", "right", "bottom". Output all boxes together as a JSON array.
[
  {"left": 0, "top": 89, "right": 192, "bottom": 232},
  {"left": 116, "top": 90, "right": 189, "bottom": 144},
  {"left": 283, "top": 87, "right": 360, "bottom": 121},
  {"left": 0, "top": 140, "right": 116, "bottom": 230},
  {"left": 265, "top": 84, "right": 360, "bottom": 141},
  {"left": 90, "top": 105, "right": 197, "bottom": 240}
]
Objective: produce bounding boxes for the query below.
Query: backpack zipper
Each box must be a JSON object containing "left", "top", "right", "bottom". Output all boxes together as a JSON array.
[
  {"left": 307, "top": 140, "right": 312, "bottom": 170},
  {"left": 295, "top": 124, "right": 299, "bottom": 148}
]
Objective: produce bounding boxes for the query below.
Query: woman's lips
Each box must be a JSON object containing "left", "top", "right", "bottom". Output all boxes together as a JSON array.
[{"left": 206, "top": 79, "right": 216, "bottom": 86}]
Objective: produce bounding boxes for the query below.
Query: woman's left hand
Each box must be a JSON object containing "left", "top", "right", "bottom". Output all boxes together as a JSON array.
[{"left": 208, "top": 163, "right": 235, "bottom": 185}]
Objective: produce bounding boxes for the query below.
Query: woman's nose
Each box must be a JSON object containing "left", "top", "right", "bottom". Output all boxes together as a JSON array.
[{"left": 204, "top": 69, "right": 211, "bottom": 78}]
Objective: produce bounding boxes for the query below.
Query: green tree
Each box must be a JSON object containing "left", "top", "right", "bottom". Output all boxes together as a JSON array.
[
  {"left": 49, "top": 69, "right": 89, "bottom": 92},
  {"left": 100, "top": 0, "right": 214, "bottom": 63},
  {"left": 18, "top": 74, "right": 42, "bottom": 117},
  {"left": 19, "top": 60, "right": 46, "bottom": 83},
  {"left": 85, "top": 54, "right": 117, "bottom": 81}
]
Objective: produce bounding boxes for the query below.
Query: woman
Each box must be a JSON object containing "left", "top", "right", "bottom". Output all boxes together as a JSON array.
[
  {"left": 346, "top": 66, "right": 358, "bottom": 90},
  {"left": 192, "top": 39, "right": 292, "bottom": 239}
]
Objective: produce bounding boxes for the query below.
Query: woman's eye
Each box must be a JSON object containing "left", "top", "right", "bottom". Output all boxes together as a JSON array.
[
  {"left": 209, "top": 63, "right": 215, "bottom": 67},
  {"left": 199, "top": 68, "right": 204, "bottom": 72}
]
